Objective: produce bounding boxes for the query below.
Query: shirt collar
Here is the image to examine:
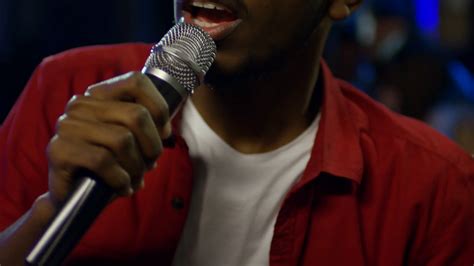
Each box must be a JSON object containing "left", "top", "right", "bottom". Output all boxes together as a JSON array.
[
  {"left": 292, "top": 61, "right": 365, "bottom": 192},
  {"left": 172, "top": 61, "right": 366, "bottom": 187}
]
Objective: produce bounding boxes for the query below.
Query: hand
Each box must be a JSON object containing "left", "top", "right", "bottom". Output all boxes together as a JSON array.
[{"left": 46, "top": 72, "right": 171, "bottom": 207}]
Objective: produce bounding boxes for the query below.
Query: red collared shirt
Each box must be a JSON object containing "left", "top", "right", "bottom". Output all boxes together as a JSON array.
[{"left": 1, "top": 43, "right": 473, "bottom": 266}]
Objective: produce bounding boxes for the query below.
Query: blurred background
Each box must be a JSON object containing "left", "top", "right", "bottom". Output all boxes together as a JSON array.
[{"left": 0, "top": 0, "right": 473, "bottom": 153}]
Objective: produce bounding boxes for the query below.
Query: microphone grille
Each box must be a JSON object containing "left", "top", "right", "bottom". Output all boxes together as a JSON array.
[{"left": 144, "top": 23, "right": 217, "bottom": 93}]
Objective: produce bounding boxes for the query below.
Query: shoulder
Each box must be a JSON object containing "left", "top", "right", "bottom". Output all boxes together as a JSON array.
[
  {"left": 3, "top": 43, "right": 154, "bottom": 141},
  {"left": 30, "top": 43, "right": 152, "bottom": 107},
  {"left": 336, "top": 80, "right": 474, "bottom": 217},
  {"left": 39, "top": 43, "right": 152, "bottom": 85},
  {"left": 42, "top": 43, "right": 152, "bottom": 68},
  {"left": 0, "top": 43, "right": 155, "bottom": 220},
  {"left": 337, "top": 81, "right": 474, "bottom": 258},
  {"left": 338, "top": 79, "right": 473, "bottom": 173}
]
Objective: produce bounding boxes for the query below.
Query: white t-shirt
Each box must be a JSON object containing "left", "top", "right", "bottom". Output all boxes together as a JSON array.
[{"left": 172, "top": 100, "right": 320, "bottom": 266}]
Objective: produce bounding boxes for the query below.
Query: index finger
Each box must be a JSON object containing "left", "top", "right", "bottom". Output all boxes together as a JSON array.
[{"left": 85, "top": 72, "right": 171, "bottom": 136}]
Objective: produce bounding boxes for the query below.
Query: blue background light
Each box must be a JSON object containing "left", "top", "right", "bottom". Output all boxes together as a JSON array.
[
  {"left": 415, "top": 0, "right": 440, "bottom": 35},
  {"left": 448, "top": 61, "right": 474, "bottom": 103}
]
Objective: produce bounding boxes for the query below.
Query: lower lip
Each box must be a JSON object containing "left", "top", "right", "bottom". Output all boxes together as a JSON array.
[{"left": 182, "top": 11, "right": 242, "bottom": 41}]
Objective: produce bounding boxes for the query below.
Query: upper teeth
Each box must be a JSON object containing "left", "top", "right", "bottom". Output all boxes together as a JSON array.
[{"left": 191, "top": 2, "right": 228, "bottom": 11}]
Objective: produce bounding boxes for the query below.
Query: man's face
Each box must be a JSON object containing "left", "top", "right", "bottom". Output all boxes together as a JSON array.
[{"left": 174, "top": 0, "right": 329, "bottom": 79}]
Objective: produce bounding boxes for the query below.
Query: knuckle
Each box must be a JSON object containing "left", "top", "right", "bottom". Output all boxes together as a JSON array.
[
  {"left": 54, "top": 114, "right": 68, "bottom": 133},
  {"left": 88, "top": 147, "right": 113, "bottom": 172},
  {"left": 113, "top": 129, "right": 135, "bottom": 153},
  {"left": 130, "top": 165, "right": 146, "bottom": 182},
  {"left": 150, "top": 143, "right": 163, "bottom": 160},
  {"left": 127, "top": 105, "right": 150, "bottom": 129},
  {"left": 115, "top": 173, "right": 130, "bottom": 188},
  {"left": 156, "top": 102, "right": 170, "bottom": 125},
  {"left": 46, "top": 136, "right": 61, "bottom": 161},
  {"left": 128, "top": 71, "right": 147, "bottom": 87},
  {"left": 66, "top": 95, "right": 87, "bottom": 112},
  {"left": 66, "top": 95, "right": 79, "bottom": 108},
  {"left": 85, "top": 84, "right": 104, "bottom": 98},
  {"left": 112, "top": 170, "right": 132, "bottom": 192},
  {"left": 55, "top": 115, "right": 77, "bottom": 136}
]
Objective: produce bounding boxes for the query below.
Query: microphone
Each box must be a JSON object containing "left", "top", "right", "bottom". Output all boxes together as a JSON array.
[{"left": 25, "top": 23, "right": 216, "bottom": 266}]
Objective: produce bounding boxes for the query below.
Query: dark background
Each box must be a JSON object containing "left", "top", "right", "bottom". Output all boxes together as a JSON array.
[
  {"left": 1, "top": 0, "right": 473, "bottom": 152},
  {"left": 0, "top": 0, "right": 174, "bottom": 120}
]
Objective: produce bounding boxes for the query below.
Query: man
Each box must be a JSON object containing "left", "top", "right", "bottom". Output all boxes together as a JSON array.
[{"left": 0, "top": 0, "right": 473, "bottom": 265}]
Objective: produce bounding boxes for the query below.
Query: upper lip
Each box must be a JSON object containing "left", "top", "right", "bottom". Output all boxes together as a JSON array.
[{"left": 182, "top": 0, "right": 245, "bottom": 19}]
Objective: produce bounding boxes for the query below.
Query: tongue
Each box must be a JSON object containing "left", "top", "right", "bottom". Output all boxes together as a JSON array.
[{"left": 194, "top": 8, "right": 238, "bottom": 23}]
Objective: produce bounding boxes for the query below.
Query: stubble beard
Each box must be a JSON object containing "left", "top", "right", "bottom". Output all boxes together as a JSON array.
[{"left": 203, "top": 1, "right": 330, "bottom": 94}]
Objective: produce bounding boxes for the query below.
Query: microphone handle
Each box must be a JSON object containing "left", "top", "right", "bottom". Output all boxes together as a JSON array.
[{"left": 25, "top": 74, "right": 185, "bottom": 266}]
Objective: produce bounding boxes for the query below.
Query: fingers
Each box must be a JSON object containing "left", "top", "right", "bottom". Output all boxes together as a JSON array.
[
  {"left": 55, "top": 115, "right": 151, "bottom": 179},
  {"left": 85, "top": 72, "right": 173, "bottom": 138},
  {"left": 64, "top": 97, "right": 163, "bottom": 167},
  {"left": 48, "top": 136, "right": 133, "bottom": 202},
  {"left": 48, "top": 71, "right": 173, "bottom": 205}
]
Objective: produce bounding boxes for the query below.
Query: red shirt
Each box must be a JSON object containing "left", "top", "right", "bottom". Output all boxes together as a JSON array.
[{"left": 1, "top": 43, "right": 473, "bottom": 266}]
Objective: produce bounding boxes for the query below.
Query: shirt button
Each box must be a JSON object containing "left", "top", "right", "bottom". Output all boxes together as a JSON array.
[{"left": 172, "top": 196, "right": 184, "bottom": 210}]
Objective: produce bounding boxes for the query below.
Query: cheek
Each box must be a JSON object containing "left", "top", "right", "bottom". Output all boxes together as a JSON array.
[
  {"left": 211, "top": 45, "right": 253, "bottom": 76},
  {"left": 249, "top": 2, "right": 317, "bottom": 55},
  {"left": 251, "top": 2, "right": 293, "bottom": 41},
  {"left": 211, "top": 1, "right": 321, "bottom": 73}
]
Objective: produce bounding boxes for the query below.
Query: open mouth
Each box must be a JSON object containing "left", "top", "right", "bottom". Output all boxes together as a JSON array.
[{"left": 181, "top": 1, "right": 243, "bottom": 41}]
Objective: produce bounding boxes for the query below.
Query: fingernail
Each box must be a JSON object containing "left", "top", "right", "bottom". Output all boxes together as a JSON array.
[
  {"left": 153, "top": 162, "right": 158, "bottom": 169},
  {"left": 139, "top": 179, "right": 145, "bottom": 190},
  {"left": 127, "top": 187, "right": 134, "bottom": 196}
]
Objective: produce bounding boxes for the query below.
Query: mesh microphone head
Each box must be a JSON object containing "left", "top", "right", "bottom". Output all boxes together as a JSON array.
[{"left": 144, "top": 23, "right": 217, "bottom": 93}]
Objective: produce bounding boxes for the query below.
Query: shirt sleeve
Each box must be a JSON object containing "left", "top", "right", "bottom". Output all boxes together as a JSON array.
[
  {"left": 413, "top": 164, "right": 474, "bottom": 266},
  {"left": 0, "top": 58, "right": 74, "bottom": 231},
  {"left": 0, "top": 44, "right": 150, "bottom": 232}
]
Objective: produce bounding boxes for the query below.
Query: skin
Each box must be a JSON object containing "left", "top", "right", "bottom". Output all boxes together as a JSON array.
[
  {"left": 0, "top": 0, "right": 361, "bottom": 264},
  {"left": 193, "top": 0, "right": 360, "bottom": 153}
]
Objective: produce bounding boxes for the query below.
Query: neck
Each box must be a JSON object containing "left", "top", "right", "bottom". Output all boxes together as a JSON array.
[{"left": 190, "top": 27, "right": 328, "bottom": 154}]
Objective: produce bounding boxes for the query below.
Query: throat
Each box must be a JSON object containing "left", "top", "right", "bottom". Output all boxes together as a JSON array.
[
  {"left": 191, "top": 86, "right": 319, "bottom": 154},
  {"left": 191, "top": 31, "right": 325, "bottom": 154}
]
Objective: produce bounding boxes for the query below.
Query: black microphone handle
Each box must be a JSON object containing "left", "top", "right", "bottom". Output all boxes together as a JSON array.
[{"left": 25, "top": 75, "right": 184, "bottom": 266}]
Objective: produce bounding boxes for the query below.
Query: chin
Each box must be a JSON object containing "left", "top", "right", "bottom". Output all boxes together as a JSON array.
[
  {"left": 206, "top": 52, "right": 250, "bottom": 82},
  {"left": 205, "top": 63, "right": 245, "bottom": 90},
  {"left": 208, "top": 47, "right": 288, "bottom": 83},
  {"left": 215, "top": 48, "right": 251, "bottom": 71}
]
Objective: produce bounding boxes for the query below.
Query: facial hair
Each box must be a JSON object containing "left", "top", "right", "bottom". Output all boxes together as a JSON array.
[{"left": 204, "top": 0, "right": 331, "bottom": 92}]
